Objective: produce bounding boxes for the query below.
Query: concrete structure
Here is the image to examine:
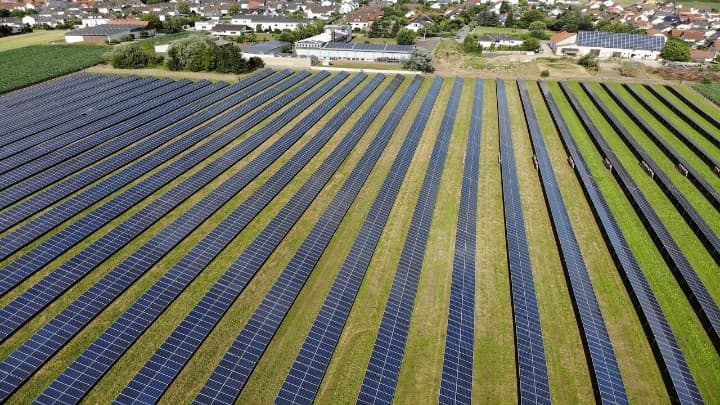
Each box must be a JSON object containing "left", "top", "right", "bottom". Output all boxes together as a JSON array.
[
  {"left": 550, "top": 30, "right": 666, "bottom": 59},
  {"left": 295, "top": 41, "right": 413, "bottom": 63},
  {"left": 477, "top": 34, "right": 524, "bottom": 48}
]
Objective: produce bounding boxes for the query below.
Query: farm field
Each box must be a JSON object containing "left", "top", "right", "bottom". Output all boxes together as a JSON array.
[
  {"left": 0, "top": 45, "right": 107, "bottom": 93},
  {"left": 0, "top": 70, "right": 718, "bottom": 404},
  {"left": 0, "top": 30, "right": 67, "bottom": 52}
]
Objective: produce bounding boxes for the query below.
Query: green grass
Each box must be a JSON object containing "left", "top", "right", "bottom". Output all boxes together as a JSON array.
[
  {"left": 0, "top": 44, "right": 107, "bottom": 94},
  {"left": 139, "top": 31, "right": 200, "bottom": 46},
  {"left": 0, "top": 30, "right": 67, "bottom": 51},
  {"left": 692, "top": 83, "right": 720, "bottom": 106}
]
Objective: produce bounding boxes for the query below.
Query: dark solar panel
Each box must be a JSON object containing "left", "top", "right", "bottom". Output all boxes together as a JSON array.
[
  {"left": 357, "top": 77, "right": 461, "bottom": 405},
  {"left": 518, "top": 80, "right": 627, "bottom": 404},
  {"left": 32, "top": 72, "right": 359, "bottom": 405},
  {"left": 538, "top": 81, "right": 703, "bottom": 404},
  {"left": 438, "top": 79, "right": 482, "bottom": 405},
  {"left": 496, "top": 79, "right": 551, "bottom": 404},
  {"left": 664, "top": 86, "right": 720, "bottom": 130},
  {"left": 559, "top": 81, "right": 720, "bottom": 357},
  {"left": 109, "top": 73, "right": 375, "bottom": 405},
  {"left": 276, "top": 75, "right": 432, "bottom": 405},
  {"left": 576, "top": 30, "right": 665, "bottom": 52}
]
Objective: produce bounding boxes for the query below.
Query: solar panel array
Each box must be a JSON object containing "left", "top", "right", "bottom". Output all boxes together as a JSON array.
[
  {"left": 643, "top": 85, "right": 720, "bottom": 149},
  {"left": 576, "top": 30, "right": 666, "bottom": 52},
  {"left": 438, "top": 79, "right": 482, "bottom": 405},
  {"left": 496, "top": 79, "right": 551, "bottom": 404},
  {"left": 0, "top": 70, "right": 273, "bottom": 225},
  {"left": 357, "top": 77, "right": 461, "bottom": 405},
  {"left": 324, "top": 41, "right": 415, "bottom": 53},
  {"left": 599, "top": 83, "right": 720, "bottom": 212},
  {"left": 275, "top": 75, "right": 432, "bottom": 405},
  {"left": 110, "top": 73, "right": 379, "bottom": 404},
  {"left": 664, "top": 86, "right": 720, "bottom": 130},
  {"left": 2, "top": 71, "right": 345, "bottom": 402},
  {"left": 581, "top": 83, "right": 720, "bottom": 264},
  {"left": 538, "top": 81, "right": 702, "bottom": 404},
  {"left": 559, "top": 81, "right": 720, "bottom": 354},
  {"left": 191, "top": 74, "right": 407, "bottom": 405},
  {"left": 622, "top": 84, "right": 720, "bottom": 174},
  {"left": 517, "top": 80, "right": 628, "bottom": 404}
]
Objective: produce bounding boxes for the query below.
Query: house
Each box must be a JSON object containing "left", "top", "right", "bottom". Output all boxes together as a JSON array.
[
  {"left": 230, "top": 15, "right": 310, "bottom": 31},
  {"left": 212, "top": 23, "right": 250, "bottom": 36},
  {"left": 65, "top": 21, "right": 155, "bottom": 43},
  {"left": 477, "top": 34, "right": 524, "bottom": 48},
  {"left": 195, "top": 20, "right": 218, "bottom": 31},
  {"left": 295, "top": 41, "right": 413, "bottom": 62},
  {"left": 690, "top": 48, "right": 715, "bottom": 62},
  {"left": 405, "top": 15, "right": 435, "bottom": 32},
  {"left": 551, "top": 30, "right": 666, "bottom": 59},
  {"left": 0, "top": 17, "right": 23, "bottom": 33},
  {"left": 344, "top": 6, "right": 382, "bottom": 31},
  {"left": 681, "top": 29, "right": 706, "bottom": 43}
]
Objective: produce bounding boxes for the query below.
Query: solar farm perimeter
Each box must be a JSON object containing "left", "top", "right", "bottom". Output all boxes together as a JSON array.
[{"left": 0, "top": 70, "right": 719, "bottom": 404}]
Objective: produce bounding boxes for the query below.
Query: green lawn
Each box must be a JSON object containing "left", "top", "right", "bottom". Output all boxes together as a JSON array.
[
  {"left": 0, "top": 44, "right": 107, "bottom": 94},
  {"left": 692, "top": 83, "right": 720, "bottom": 106},
  {"left": 0, "top": 30, "right": 67, "bottom": 51}
]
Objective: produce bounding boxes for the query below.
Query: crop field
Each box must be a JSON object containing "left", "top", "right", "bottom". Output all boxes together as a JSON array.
[
  {"left": 0, "top": 70, "right": 718, "bottom": 404},
  {"left": 0, "top": 45, "right": 107, "bottom": 94}
]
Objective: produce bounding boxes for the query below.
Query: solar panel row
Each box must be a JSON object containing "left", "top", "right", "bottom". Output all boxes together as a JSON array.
[
  {"left": 0, "top": 71, "right": 334, "bottom": 402},
  {"left": 538, "top": 81, "right": 703, "bottom": 404},
  {"left": 581, "top": 83, "right": 720, "bottom": 265},
  {"left": 109, "top": 73, "right": 377, "bottom": 405},
  {"left": 0, "top": 75, "right": 135, "bottom": 136},
  {"left": 643, "top": 85, "right": 720, "bottom": 149},
  {"left": 0, "top": 79, "right": 208, "bottom": 187},
  {"left": 0, "top": 71, "right": 288, "bottom": 262},
  {"left": 30, "top": 72, "right": 360, "bottom": 405},
  {"left": 0, "top": 70, "right": 273, "bottom": 218},
  {"left": 0, "top": 77, "right": 171, "bottom": 157},
  {"left": 192, "top": 74, "right": 405, "bottom": 405},
  {"left": 0, "top": 72, "right": 95, "bottom": 111},
  {"left": 621, "top": 84, "right": 720, "bottom": 174},
  {"left": 559, "top": 82, "right": 720, "bottom": 355},
  {"left": 518, "top": 80, "right": 628, "bottom": 404},
  {"left": 357, "top": 77, "right": 461, "bottom": 405},
  {"left": 0, "top": 80, "right": 224, "bottom": 206},
  {"left": 664, "top": 86, "right": 720, "bottom": 131},
  {"left": 275, "top": 74, "right": 429, "bottom": 405},
  {"left": 496, "top": 79, "right": 551, "bottom": 404},
  {"left": 438, "top": 79, "right": 482, "bottom": 405},
  {"left": 599, "top": 83, "right": 720, "bottom": 212},
  {"left": 0, "top": 71, "right": 317, "bottom": 340}
]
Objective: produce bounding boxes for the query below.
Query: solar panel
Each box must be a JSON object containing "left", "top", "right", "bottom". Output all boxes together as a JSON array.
[
  {"left": 600, "top": 83, "right": 720, "bottom": 211},
  {"left": 580, "top": 83, "right": 719, "bottom": 263},
  {"left": 357, "top": 77, "right": 461, "bottom": 405},
  {"left": 275, "top": 75, "right": 429, "bottom": 405},
  {"left": 576, "top": 30, "right": 665, "bottom": 52},
  {"left": 559, "top": 81, "right": 720, "bottom": 360},
  {"left": 438, "top": 79, "right": 482, "bottom": 405},
  {"left": 31, "top": 72, "right": 360, "bottom": 405},
  {"left": 496, "top": 79, "right": 551, "bottom": 404},
  {"left": 518, "top": 80, "right": 627, "bottom": 404},
  {"left": 538, "top": 81, "right": 703, "bottom": 404},
  {"left": 664, "top": 86, "right": 720, "bottom": 130},
  {"left": 108, "top": 73, "right": 377, "bottom": 405}
]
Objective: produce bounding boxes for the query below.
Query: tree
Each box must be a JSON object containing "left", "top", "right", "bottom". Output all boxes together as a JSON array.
[
  {"left": 578, "top": 54, "right": 599, "bottom": 70},
  {"left": 519, "top": 9, "right": 545, "bottom": 29},
  {"left": 528, "top": 20, "right": 546, "bottom": 39},
  {"left": 522, "top": 37, "right": 540, "bottom": 52},
  {"left": 551, "top": 9, "right": 593, "bottom": 32},
  {"left": 396, "top": 28, "right": 415, "bottom": 45},
  {"left": 177, "top": 1, "right": 190, "bottom": 15},
  {"left": 463, "top": 33, "right": 481, "bottom": 53},
  {"left": 227, "top": 4, "right": 240, "bottom": 16},
  {"left": 402, "top": 49, "right": 434, "bottom": 72},
  {"left": 661, "top": 38, "right": 691, "bottom": 62},
  {"left": 109, "top": 42, "right": 161, "bottom": 68},
  {"left": 504, "top": 12, "right": 515, "bottom": 28}
]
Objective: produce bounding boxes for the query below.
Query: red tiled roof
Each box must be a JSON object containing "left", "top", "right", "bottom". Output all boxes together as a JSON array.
[
  {"left": 670, "top": 28, "right": 684, "bottom": 37},
  {"left": 550, "top": 31, "right": 574, "bottom": 43},
  {"left": 690, "top": 49, "right": 715, "bottom": 60},
  {"left": 682, "top": 29, "right": 705, "bottom": 41},
  {"left": 646, "top": 28, "right": 662, "bottom": 35}
]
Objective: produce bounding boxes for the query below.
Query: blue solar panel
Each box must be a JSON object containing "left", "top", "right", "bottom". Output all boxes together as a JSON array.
[
  {"left": 538, "top": 81, "right": 703, "bottom": 404},
  {"left": 580, "top": 83, "right": 719, "bottom": 265},
  {"left": 31, "top": 72, "right": 360, "bottom": 404},
  {"left": 356, "top": 77, "right": 461, "bottom": 405},
  {"left": 0, "top": 73, "right": 98, "bottom": 113},
  {"left": 107, "top": 73, "right": 377, "bottom": 405},
  {"left": 600, "top": 83, "right": 720, "bottom": 212},
  {"left": 438, "top": 79, "right": 482, "bottom": 405},
  {"left": 496, "top": 79, "right": 551, "bottom": 404},
  {"left": 664, "top": 86, "right": 720, "bottom": 131},
  {"left": 275, "top": 75, "right": 429, "bottom": 405},
  {"left": 576, "top": 30, "right": 665, "bottom": 52},
  {"left": 191, "top": 75, "right": 407, "bottom": 405},
  {"left": 621, "top": 84, "right": 720, "bottom": 175},
  {"left": 518, "top": 80, "right": 627, "bottom": 404},
  {"left": 559, "top": 81, "right": 720, "bottom": 358}
]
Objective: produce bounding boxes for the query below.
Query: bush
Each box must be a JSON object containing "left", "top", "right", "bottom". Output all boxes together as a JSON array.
[
  {"left": 396, "top": 28, "right": 416, "bottom": 45},
  {"left": 109, "top": 42, "right": 161, "bottom": 69},
  {"left": 540, "top": 69, "right": 549, "bottom": 78},
  {"left": 578, "top": 54, "right": 599, "bottom": 71},
  {"left": 402, "top": 49, "right": 434, "bottom": 73},
  {"left": 661, "top": 38, "right": 691, "bottom": 62},
  {"left": 167, "top": 36, "right": 264, "bottom": 74}
]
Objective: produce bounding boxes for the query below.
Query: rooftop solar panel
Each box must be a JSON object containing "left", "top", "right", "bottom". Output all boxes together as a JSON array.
[{"left": 577, "top": 30, "right": 665, "bottom": 52}]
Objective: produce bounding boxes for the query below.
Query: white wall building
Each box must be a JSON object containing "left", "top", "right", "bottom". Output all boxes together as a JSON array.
[
  {"left": 230, "top": 15, "right": 310, "bottom": 31},
  {"left": 551, "top": 30, "right": 666, "bottom": 59}
]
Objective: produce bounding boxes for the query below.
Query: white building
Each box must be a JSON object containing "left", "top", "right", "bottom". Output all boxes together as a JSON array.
[
  {"left": 295, "top": 41, "right": 414, "bottom": 63},
  {"left": 550, "top": 30, "right": 666, "bottom": 59},
  {"left": 230, "top": 15, "right": 310, "bottom": 31}
]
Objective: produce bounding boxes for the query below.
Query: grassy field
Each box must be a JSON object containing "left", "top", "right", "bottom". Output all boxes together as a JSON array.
[
  {"left": 0, "top": 30, "right": 67, "bottom": 51},
  {"left": 693, "top": 83, "right": 720, "bottom": 106},
  {"left": 0, "top": 44, "right": 107, "bottom": 94},
  {"left": 1, "top": 71, "right": 719, "bottom": 404}
]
